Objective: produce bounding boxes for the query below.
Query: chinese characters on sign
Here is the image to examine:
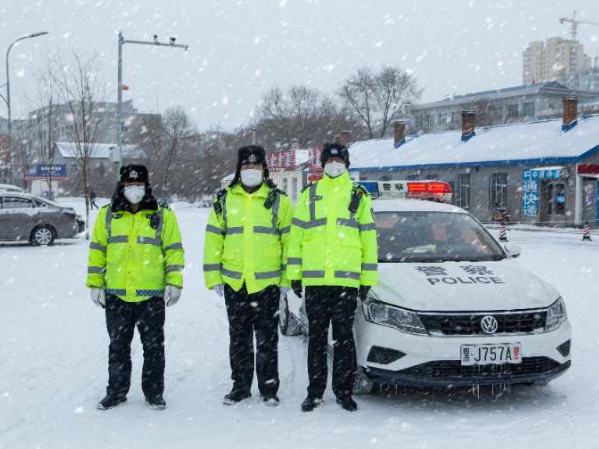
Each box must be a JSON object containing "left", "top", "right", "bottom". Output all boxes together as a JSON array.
[
  {"left": 414, "top": 266, "right": 504, "bottom": 286},
  {"left": 522, "top": 170, "right": 540, "bottom": 217}
]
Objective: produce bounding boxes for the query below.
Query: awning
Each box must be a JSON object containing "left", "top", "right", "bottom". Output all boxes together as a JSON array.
[{"left": 529, "top": 166, "right": 567, "bottom": 180}]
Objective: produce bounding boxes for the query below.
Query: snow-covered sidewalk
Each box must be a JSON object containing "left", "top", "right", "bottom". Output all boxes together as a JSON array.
[{"left": 1, "top": 204, "right": 598, "bottom": 449}]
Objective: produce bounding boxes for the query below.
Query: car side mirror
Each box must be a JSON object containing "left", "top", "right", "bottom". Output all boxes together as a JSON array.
[{"left": 504, "top": 243, "right": 522, "bottom": 258}]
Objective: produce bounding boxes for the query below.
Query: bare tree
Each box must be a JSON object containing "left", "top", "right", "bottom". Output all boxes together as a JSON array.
[
  {"left": 339, "top": 66, "right": 422, "bottom": 139},
  {"left": 256, "top": 85, "right": 365, "bottom": 148},
  {"left": 53, "top": 52, "right": 106, "bottom": 239},
  {"left": 28, "top": 63, "right": 60, "bottom": 199},
  {"left": 146, "top": 106, "right": 197, "bottom": 199}
]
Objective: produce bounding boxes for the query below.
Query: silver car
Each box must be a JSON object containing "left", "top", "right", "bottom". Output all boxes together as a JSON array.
[{"left": 0, "top": 193, "right": 85, "bottom": 246}]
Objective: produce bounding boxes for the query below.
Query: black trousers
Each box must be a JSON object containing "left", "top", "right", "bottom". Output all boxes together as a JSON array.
[
  {"left": 105, "top": 294, "right": 165, "bottom": 399},
  {"left": 305, "top": 286, "right": 358, "bottom": 400},
  {"left": 224, "top": 284, "right": 280, "bottom": 397}
]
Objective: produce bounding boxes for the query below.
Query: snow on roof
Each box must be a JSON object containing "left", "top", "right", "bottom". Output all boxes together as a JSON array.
[
  {"left": 56, "top": 142, "right": 144, "bottom": 159},
  {"left": 373, "top": 198, "right": 466, "bottom": 214},
  {"left": 349, "top": 115, "right": 599, "bottom": 171}
]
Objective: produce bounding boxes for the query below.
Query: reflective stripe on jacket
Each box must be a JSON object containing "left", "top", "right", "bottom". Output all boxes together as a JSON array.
[
  {"left": 287, "top": 171, "right": 378, "bottom": 288},
  {"left": 86, "top": 204, "right": 185, "bottom": 302},
  {"left": 203, "top": 182, "right": 293, "bottom": 294}
]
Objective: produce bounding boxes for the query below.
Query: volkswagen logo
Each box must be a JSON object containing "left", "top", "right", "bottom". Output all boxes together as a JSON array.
[{"left": 480, "top": 316, "right": 498, "bottom": 334}]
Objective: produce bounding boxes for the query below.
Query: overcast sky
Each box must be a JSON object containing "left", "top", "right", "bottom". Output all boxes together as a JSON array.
[{"left": 2, "top": 0, "right": 599, "bottom": 130}]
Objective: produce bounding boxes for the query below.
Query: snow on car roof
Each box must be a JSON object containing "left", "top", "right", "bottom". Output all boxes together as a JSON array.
[
  {"left": 372, "top": 198, "right": 467, "bottom": 214},
  {"left": 348, "top": 114, "right": 599, "bottom": 170}
]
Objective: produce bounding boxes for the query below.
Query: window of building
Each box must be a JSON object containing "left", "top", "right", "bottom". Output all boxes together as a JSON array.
[
  {"left": 407, "top": 174, "right": 419, "bottom": 181},
  {"left": 456, "top": 174, "right": 471, "bottom": 209},
  {"left": 489, "top": 173, "right": 508, "bottom": 210},
  {"left": 282, "top": 178, "right": 288, "bottom": 193},
  {"left": 507, "top": 104, "right": 519, "bottom": 119},
  {"left": 425, "top": 174, "right": 438, "bottom": 180},
  {"left": 523, "top": 102, "right": 535, "bottom": 117},
  {"left": 544, "top": 181, "right": 566, "bottom": 216}
]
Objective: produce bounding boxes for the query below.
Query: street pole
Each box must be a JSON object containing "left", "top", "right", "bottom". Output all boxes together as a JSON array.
[
  {"left": 117, "top": 32, "right": 189, "bottom": 173},
  {"left": 5, "top": 32, "right": 49, "bottom": 185}
]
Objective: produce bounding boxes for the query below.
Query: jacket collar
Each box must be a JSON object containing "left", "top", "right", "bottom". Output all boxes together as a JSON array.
[
  {"left": 111, "top": 194, "right": 159, "bottom": 213},
  {"left": 230, "top": 182, "right": 270, "bottom": 198},
  {"left": 321, "top": 170, "right": 351, "bottom": 186}
]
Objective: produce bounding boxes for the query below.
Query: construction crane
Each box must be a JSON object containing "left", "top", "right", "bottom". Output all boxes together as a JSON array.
[{"left": 560, "top": 11, "right": 599, "bottom": 41}]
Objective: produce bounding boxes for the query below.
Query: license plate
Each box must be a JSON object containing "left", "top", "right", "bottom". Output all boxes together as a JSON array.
[{"left": 460, "top": 343, "right": 522, "bottom": 366}]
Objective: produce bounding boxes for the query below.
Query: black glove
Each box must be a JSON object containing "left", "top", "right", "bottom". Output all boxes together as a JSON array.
[
  {"left": 359, "top": 286, "right": 371, "bottom": 301},
  {"left": 292, "top": 280, "right": 303, "bottom": 298}
]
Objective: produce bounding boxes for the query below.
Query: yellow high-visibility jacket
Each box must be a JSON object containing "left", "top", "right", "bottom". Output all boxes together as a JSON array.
[
  {"left": 287, "top": 171, "right": 378, "bottom": 288},
  {"left": 203, "top": 182, "right": 293, "bottom": 294},
  {"left": 86, "top": 204, "right": 184, "bottom": 302}
]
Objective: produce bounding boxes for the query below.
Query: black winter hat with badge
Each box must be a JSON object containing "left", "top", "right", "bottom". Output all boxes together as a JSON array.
[
  {"left": 320, "top": 142, "right": 350, "bottom": 168},
  {"left": 111, "top": 164, "right": 157, "bottom": 212},
  {"left": 230, "top": 145, "right": 270, "bottom": 186}
]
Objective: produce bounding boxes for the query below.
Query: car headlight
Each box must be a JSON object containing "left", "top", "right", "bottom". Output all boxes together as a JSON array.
[
  {"left": 545, "top": 297, "right": 567, "bottom": 332},
  {"left": 362, "top": 299, "right": 428, "bottom": 335}
]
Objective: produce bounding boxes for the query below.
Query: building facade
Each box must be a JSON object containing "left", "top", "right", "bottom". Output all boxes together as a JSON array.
[
  {"left": 523, "top": 37, "right": 592, "bottom": 85},
  {"left": 349, "top": 99, "right": 599, "bottom": 228},
  {"left": 408, "top": 82, "right": 599, "bottom": 134}
]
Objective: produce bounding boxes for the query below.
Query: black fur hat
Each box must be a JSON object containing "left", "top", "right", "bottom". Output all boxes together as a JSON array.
[
  {"left": 320, "top": 143, "right": 350, "bottom": 168},
  {"left": 230, "top": 145, "right": 270, "bottom": 186}
]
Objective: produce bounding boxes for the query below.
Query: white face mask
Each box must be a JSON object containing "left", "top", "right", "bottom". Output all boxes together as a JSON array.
[
  {"left": 240, "top": 169, "right": 263, "bottom": 188},
  {"left": 324, "top": 161, "right": 346, "bottom": 178},
  {"left": 124, "top": 185, "right": 146, "bottom": 205}
]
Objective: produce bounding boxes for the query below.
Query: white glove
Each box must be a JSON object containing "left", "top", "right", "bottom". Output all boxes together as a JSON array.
[
  {"left": 164, "top": 285, "right": 182, "bottom": 307},
  {"left": 280, "top": 287, "right": 291, "bottom": 298},
  {"left": 214, "top": 284, "right": 225, "bottom": 298},
  {"left": 90, "top": 288, "right": 106, "bottom": 309}
]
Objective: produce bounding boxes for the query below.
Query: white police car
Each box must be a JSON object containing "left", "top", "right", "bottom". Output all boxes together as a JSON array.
[{"left": 280, "top": 180, "right": 571, "bottom": 391}]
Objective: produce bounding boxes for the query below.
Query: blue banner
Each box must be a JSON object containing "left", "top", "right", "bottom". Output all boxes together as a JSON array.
[{"left": 35, "top": 164, "right": 67, "bottom": 178}]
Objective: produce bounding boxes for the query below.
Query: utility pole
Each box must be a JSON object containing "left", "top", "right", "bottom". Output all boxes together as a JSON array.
[
  {"left": 117, "top": 32, "right": 189, "bottom": 173},
  {"left": 5, "top": 31, "right": 49, "bottom": 185}
]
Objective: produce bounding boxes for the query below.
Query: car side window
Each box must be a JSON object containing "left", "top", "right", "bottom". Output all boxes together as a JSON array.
[{"left": 3, "top": 197, "right": 34, "bottom": 209}]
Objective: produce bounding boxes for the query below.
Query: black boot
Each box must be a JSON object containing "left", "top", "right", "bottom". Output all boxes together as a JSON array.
[
  {"left": 301, "top": 396, "right": 323, "bottom": 412},
  {"left": 223, "top": 389, "right": 251, "bottom": 406},
  {"left": 145, "top": 395, "right": 167, "bottom": 411},
  {"left": 261, "top": 395, "right": 280, "bottom": 407},
  {"left": 336, "top": 396, "right": 358, "bottom": 412},
  {"left": 97, "top": 395, "right": 127, "bottom": 411}
]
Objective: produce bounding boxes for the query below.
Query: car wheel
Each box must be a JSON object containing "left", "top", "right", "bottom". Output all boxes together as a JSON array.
[
  {"left": 279, "top": 294, "right": 301, "bottom": 336},
  {"left": 31, "top": 225, "right": 55, "bottom": 246}
]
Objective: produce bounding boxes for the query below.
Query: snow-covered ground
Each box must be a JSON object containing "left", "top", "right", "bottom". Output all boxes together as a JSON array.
[{"left": 1, "top": 198, "right": 598, "bottom": 449}]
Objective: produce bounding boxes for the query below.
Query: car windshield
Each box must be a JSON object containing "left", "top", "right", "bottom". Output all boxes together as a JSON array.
[{"left": 375, "top": 211, "right": 506, "bottom": 263}]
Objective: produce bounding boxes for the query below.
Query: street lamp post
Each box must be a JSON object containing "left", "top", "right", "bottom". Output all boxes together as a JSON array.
[
  {"left": 117, "top": 32, "right": 189, "bottom": 172},
  {"left": 5, "top": 31, "right": 49, "bottom": 184}
]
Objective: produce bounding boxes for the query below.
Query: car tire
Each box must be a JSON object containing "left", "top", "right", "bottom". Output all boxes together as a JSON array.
[
  {"left": 279, "top": 294, "right": 302, "bottom": 336},
  {"left": 31, "top": 225, "right": 55, "bottom": 246}
]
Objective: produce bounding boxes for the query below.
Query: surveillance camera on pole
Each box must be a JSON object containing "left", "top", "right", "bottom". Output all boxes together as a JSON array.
[{"left": 117, "top": 31, "right": 190, "bottom": 172}]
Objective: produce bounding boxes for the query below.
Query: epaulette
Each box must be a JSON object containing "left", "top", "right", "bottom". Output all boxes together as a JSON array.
[
  {"left": 301, "top": 182, "right": 315, "bottom": 193},
  {"left": 213, "top": 189, "right": 228, "bottom": 215},
  {"left": 352, "top": 183, "right": 370, "bottom": 196},
  {"left": 264, "top": 186, "right": 287, "bottom": 209}
]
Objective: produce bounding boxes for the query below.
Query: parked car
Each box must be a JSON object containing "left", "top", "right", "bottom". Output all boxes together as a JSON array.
[
  {"left": 280, "top": 181, "right": 571, "bottom": 391},
  {"left": 0, "top": 192, "right": 85, "bottom": 246},
  {"left": 0, "top": 183, "right": 24, "bottom": 193}
]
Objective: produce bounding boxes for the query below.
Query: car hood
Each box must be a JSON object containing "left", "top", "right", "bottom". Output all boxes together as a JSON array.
[{"left": 373, "top": 260, "right": 560, "bottom": 312}]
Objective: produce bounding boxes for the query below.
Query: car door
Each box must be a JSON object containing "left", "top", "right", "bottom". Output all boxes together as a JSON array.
[{"left": 1, "top": 196, "right": 36, "bottom": 241}]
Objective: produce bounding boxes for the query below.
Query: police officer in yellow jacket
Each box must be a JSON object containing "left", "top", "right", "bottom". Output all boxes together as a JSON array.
[
  {"left": 86, "top": 165, "right": 184, "bottom": 411},
  {"left": 203, "top": 145, "right": 293, "bottom": 406},
  {"left": 287, "top": 143, "right": 378, "bottom": 412}
]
